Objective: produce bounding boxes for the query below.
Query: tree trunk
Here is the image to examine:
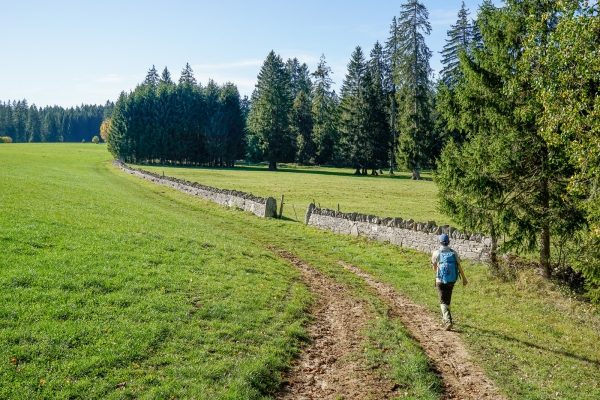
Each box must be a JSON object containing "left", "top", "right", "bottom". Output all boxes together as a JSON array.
[
  {"left": 268, "top": 161, "right": 277, "bottom": 170},
  {"left": 411, "top": 169, "right": 421, "bottom": 180},
  {"left": 540, "top": 225, "right": 551, "bottom": 278},
  {"left": 371, "top": 169, "right": 378, "bottom": 175},
  {"left": 354, "top": 167, "right": 361, "bottom": 175}
]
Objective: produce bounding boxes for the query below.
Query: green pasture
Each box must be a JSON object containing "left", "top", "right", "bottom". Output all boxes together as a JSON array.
[
  {"left": 132, "top": 163, "right": 447, "bottom": 225},
  {"left": 2, "top": 144, "right": 599, "bottom": 399},
  {"left": 0, "top": 144, "right": 439, "bottom": 399}
]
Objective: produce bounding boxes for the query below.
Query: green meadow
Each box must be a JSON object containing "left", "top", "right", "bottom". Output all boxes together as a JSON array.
[
  {"left": 133, "top": 163, "right": 446, "bottom": 224},
  {"left": 2, "top": 143, "right": 600, "bottom": 399}
]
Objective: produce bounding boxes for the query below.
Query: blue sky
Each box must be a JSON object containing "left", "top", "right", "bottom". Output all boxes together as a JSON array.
[{"left": 1, "top": 0, "right": 495, "bottom": 108}]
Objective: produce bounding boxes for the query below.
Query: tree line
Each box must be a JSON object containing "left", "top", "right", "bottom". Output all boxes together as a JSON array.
[
  {"left": 247, "top": 0, "right": 439, "bottom": 177},
  {"left": 0, "top": 100, "right": 113, "bottom": 143},
  {"left": 106, "top": 65, "right": 247, "bottom": 167}
]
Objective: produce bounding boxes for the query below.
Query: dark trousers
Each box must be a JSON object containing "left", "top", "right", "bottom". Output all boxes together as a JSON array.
[{"left": 436, "top": 281, "right": 455, "bottom": 306}]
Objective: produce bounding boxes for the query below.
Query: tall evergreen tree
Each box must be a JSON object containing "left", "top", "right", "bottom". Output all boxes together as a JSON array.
[
  {"left": 439, "top": 2, "right": 473, "bottom": 89},
  {"left": 367, "top": 42, "right": 392, "bottom": 173},
  {"left": 384, "top": 17, "right": 401, "bottom": 174},
  {"left": 396, "top": 0, "right": 435, "bottom": 180},
  {"left": 160, "top": 67, "right": 173, "bottom": 85},
  {"left": 311, "top": 55, "right": 337, "bottom": 165},
  {"left": 286, "top": 58, "right": 313, "bottom": 99},
  {"left": 339, "top": 46, "right": 369, "bottom": 173},
  {"left": 292, "top": 90, "right": 315, "bottom": 164},
  {"left": 144, "top": 65, "right": 160, "bottom": 87},
  {"left": 179, "top": 63, "right": 197, "bottom": 86},
  {"left": 436, "top": 0, "right": 581, "bottom": 276},
  {"left": 25, "top": 104, "right": 41, "bottom": 142},
  {"left": 247, "top": 51, "right": 294, "bottom": 170}
]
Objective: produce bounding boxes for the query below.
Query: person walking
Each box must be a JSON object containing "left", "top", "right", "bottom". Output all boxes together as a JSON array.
[{"left": 432, "top": 233, "right": 468, "bottom": 330}]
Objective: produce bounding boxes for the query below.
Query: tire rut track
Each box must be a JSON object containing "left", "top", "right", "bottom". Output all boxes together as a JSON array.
[
  {"left": 272, "top": 249, "right": 399, "bottom": 400},
  {"left": 339, "top": 261, "right": 506, "bottom": 400}
]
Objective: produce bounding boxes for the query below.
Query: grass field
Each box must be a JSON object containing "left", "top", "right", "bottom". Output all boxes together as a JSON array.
[
  {"left": 132, "top": 162, "right": 448, "bottom": 225},
  {"left": 2, "top": 144, "right": 600, "bottom": 399}
]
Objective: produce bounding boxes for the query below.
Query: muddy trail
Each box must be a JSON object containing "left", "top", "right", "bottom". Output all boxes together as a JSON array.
[
  {"left": 273, "top": 249, "right": 400, "bottom": 400},
  {"left": 340, "top": 261, "right": 506, "bottom": 400}
]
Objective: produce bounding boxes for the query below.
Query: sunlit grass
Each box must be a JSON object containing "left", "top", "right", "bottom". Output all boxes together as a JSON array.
[{"left": 133, "top": 162, "right": 447, "bottom": 225}]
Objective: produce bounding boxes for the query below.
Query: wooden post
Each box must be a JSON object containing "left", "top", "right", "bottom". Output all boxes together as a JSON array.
[
  {"left": 292, "top": 204, "right": 298, "bottom": 222},
  {"left": 337, "top": 204, "right": 340, "bottom": 212},
  {"left": 279, "top": 195, "right": 284, "bottom": 219}
]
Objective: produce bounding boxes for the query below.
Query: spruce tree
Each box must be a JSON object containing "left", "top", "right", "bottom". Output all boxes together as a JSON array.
[
  {"left": 144, "top": 65, "right": 160, "bottom": 87},
  {"left": 292, "top": 90, "right": 315, "bottom": 164},
  {"left": 160, "top": 67, "right": 173, "bottom": 85},
  {"left": 25, "top": 104, "right": 41, "bottom": 142},
  {"left": 439, "top": 2, "right": 473, "bottom": 89},
  {"left": 367, "top": 42, "right": 391, "bottom": 174},
  {"left": 311, "top": 55, "right": 337, "bottom": 165},
  {"left": 396, "top": 0, "right": 435, "bottom": 180},
  {"left": 179, "top": 63, "right": 197, "bottom": 86},
  {"left": 436, "top": 0, "right": 581, "bottom": 275},
  {"left": 247, "top": 51, "right": 294, "bottom": 170},
  {"left": 339, "top": 46, "right": 368, "bottom": 173},
  {"left": 384, "top": 17, "right": 401, "bottom": 174}
]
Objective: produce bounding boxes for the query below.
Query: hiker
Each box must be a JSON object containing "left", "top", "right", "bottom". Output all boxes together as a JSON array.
[{"left": 432, "top": 233, "right": 468, "bottom": 330}]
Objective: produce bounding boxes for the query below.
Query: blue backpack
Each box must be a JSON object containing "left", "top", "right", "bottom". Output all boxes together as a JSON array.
[{"left": 437, "top": 250, "right": 458, "bottom": 284}]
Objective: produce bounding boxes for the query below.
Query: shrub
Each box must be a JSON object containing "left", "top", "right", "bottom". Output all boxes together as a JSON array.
[
  {"left": 92, "top": 136, "right": 100, "bottom": 144},
  {"left": 0, "top": 136, "right": 13, "bottom": 143}
]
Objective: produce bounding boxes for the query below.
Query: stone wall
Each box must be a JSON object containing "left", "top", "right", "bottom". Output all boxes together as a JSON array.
[
  {"left": 113, "top": 160, "right": 277, "bottom": 218},
  {"left": 304, "top": 203, "right": 493, "bottom": 261}
]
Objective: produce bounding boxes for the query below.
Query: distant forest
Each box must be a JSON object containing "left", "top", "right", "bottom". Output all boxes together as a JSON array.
[{"left": 0, "top": 100, "right": 113, "bottom": 143}]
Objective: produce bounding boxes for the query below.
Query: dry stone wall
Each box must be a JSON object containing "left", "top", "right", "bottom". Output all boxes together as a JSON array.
[
  {"left": 113, "top": 160, "right": 277, "bottom": 218},
  {"left": 305, "top": 203, "right": 493, "bottom": 261}
]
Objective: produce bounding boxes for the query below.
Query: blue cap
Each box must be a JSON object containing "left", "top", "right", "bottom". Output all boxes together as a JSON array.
[{"left": 439, "top": 234, "right": 449, "bottom": 244}]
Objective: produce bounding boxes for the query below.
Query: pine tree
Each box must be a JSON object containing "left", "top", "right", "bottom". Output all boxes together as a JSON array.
[
  {"left": 439, "top": 2, "right": 473, "bottom": 89},
  {"left": 311, "top": 55, "right": 337, "bottom": 165},
  {"left": 396, "top": 0, "right": 434, "bottom": 180},
  {"left": 144, "top": 65, "right": 160, "bottom": 87},
  {"left": 179, "top": 63, "right": 197, "bottom": 86},
  {"left": 247, "top": 51, "right": 294, "bottom": 170}
]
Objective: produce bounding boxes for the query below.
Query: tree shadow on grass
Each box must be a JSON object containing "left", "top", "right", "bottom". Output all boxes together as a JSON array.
[
  {"left": 461, "top": 323, "right": 600, "bottom": 367},
  {"left": 142, "top": 163, "right": 417, "bottom": 180}
]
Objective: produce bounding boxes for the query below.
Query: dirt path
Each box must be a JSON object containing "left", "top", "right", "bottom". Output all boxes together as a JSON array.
[
  {"left": 339, "top": 261, "right": 506, "bottom": 400},
  {"left": 272, "top": 249, "right": 399, "bottom": 400}
]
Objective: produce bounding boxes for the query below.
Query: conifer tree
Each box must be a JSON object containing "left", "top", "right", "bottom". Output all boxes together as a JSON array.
[
  {"left": 339, "top": 46, "right": 368, "bottom": 173},
  {"left": 160, "top": 67, "right": 173, "bottom": 85},
  {"left": 385, "top": 17, "right": 401, "bottom": 173},
  {"left": 247, "top": 51, "right": 294, "bottom": 170},
  {"left": 144, "top": 65, "right": 160, "bottom": 87},
  {"left": 292, "top": 90, "right": 315, "bottom": 164},
  {"left": 396, "top": 0, "right": 435, "bottom": 180},
  {"left": 436, "top": 0, "right": 581, "bottom": 275},
  {"left": 25, "top": 104, "right": 41, "bottom": 142},
  {"left": 179, "top": 63, "right": 197, "bottom": 86},
  {"left": 311, "top": 55, "right": 337, "bottom": 165},
  {"left": 439, "top": 2, "right": 473, "bottom": 89},
  {"left": 367, "top": 42, "right": 391, "bottom": 173}
]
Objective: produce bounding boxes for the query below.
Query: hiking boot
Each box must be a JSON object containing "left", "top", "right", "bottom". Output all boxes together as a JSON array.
[{"left": 444, "top": 321, "right": 453, "bottom": 331}]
